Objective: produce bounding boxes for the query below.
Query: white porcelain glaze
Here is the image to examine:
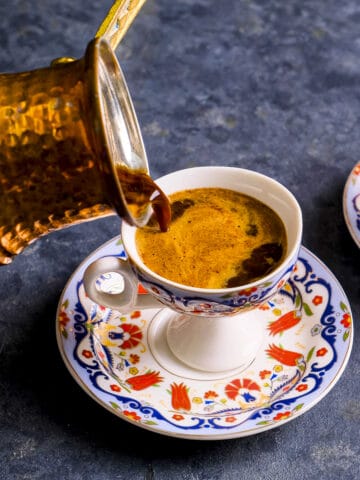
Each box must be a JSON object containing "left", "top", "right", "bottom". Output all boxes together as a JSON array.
[
  {"left": 57, "top": 238, "right": 353, "bottom": 440},
  {"left": 83, "top": 167, "right": 302, "bottom": 372},
  {"left": 343, "top": 161, "right": 360, "bottom": 247}
]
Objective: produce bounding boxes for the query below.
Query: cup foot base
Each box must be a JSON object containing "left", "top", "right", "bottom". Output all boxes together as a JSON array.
[{"left": 148, "top": 309, "right": 260, "bottom": 381}]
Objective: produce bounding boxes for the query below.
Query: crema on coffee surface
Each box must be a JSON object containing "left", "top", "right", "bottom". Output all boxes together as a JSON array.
[{"left": 135, "top": 188, "right": 287, "bottom": 289}]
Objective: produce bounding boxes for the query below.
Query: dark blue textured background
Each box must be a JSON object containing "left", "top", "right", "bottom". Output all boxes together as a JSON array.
[{"left": 0, "top": 1, "right": 359, "bottom": 479}]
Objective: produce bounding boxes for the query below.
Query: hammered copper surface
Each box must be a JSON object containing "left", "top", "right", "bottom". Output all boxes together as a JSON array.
[
  {"left": 0, "top": 1, "right": 148, "bottom": 264},
  {"left": 0, "top": 60, "right": 114, "bottom": 264}
]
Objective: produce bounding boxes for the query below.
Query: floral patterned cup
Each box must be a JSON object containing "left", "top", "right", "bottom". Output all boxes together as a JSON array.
[{"left": 84, "top": 167, "right": 302, "bottom": 374}]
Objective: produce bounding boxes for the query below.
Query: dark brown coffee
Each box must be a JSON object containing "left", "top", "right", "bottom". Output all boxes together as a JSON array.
[
  {"left": 115, "top": 165, "right": 171, "bottom": 232},
  {"left": 136, "top": 187, "right": 287, "bottom": 289}
]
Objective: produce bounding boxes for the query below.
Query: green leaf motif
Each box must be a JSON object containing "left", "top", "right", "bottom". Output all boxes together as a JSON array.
[
  {"left": 61, "top": 329, "right": 68, "bottom": 339},
  {"left": 306, "top": 347, "right": 315, "bottom": 362},
  {"left": 295, "top": 294, "right": 301, "bottom": 309},
  {"left": 109, "top": 402, "right": 120, "bottom": 410},
  {"left": 340, "top": 301, "right": 348, "bottom": 312},
  {"left": 144, "top": 420, "right": 158, "bottom": 425},
  {"left": 62, "top": 299, "right": 69, "bottom": 309},
  {"left": 343, "top": 330, "right": 350, "bottom": 342},
  {"left": 293, "top": 403, "right": 304, "bottom": 412},
  {"left": 86, "top": 323, "right": 94, "bottom": 333},
  {"left": 303, "top": 303, "right": 313, "bottom": 316},
  {"left": 256, "top": 420, "right": 271, "bottom": 426}
]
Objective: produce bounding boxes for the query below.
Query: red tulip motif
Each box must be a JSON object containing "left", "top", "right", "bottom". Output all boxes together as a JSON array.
[
  {"left": 170, "top": 382, "right": 191, "bottom": 411},
  {"left": 267, "top": 310, "right": 302, "bottom": 336},
  {"left": 266, "top": 344, "right": 303, "bottom": 366},
  {"left": 126, "top": 370, "right": 163, "bottom": 390}
]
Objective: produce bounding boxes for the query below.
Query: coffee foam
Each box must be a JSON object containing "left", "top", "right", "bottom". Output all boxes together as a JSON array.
[{"left": 136, "top": 188, "right": 287, "bottom": 289}]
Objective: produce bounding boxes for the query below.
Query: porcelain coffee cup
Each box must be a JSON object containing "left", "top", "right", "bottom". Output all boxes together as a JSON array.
[
  {"left": 83, "top": 166, "right": 302, "bottom": 373},
  {"left": 84, "top": 166, "right": 302, "bottom": 314}
]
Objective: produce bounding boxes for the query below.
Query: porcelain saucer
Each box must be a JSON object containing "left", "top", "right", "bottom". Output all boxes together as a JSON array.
[
  {"left": 343, "top": 161, "right": 360, "bottom": 247},
  {"left": 56, "top": 237, "right": 353, "bottom": 440}
]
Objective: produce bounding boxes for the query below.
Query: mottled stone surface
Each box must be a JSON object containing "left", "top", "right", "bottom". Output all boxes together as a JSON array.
[{"left": 0, "top": 1, "right": 359, "bottom": 479}]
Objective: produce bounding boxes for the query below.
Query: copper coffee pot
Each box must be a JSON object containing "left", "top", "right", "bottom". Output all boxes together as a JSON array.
[{"left": 0, "top": 0, "right": 152, "bottom": 264}]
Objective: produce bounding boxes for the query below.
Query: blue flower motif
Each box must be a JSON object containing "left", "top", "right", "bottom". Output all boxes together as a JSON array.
[{"left": 241, "top": 392, "right": 256, "bottom": 403}]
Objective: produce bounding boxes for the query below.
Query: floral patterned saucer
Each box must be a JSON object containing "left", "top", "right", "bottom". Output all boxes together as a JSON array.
[
  {"left": 56, "top": 237, "right": 353, "bottom": 440},
  {"left": 343, "top": 161, "right": 360, "bottom": 247}
]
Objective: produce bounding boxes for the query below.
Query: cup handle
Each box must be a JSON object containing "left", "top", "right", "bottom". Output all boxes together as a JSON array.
[{"left": 83, "top": 256, "right": 162, "bottom": 312}]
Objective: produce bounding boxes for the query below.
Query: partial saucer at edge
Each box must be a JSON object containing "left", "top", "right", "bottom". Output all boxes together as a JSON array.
[
  {"left": 343, "top": 161, "right": 360, "bottom": 247},
  {"left": 56, "top": 237, "right": 353, "bottom": 440}
]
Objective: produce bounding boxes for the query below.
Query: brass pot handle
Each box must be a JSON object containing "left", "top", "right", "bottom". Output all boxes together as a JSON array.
[{"left": 96, "top": 0, "right": 147, "bottom": 50}]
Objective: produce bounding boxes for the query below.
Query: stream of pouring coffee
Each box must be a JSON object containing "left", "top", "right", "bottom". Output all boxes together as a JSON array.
[{"left": 115, "top": 165, "right": 172, "bottom": 232}]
